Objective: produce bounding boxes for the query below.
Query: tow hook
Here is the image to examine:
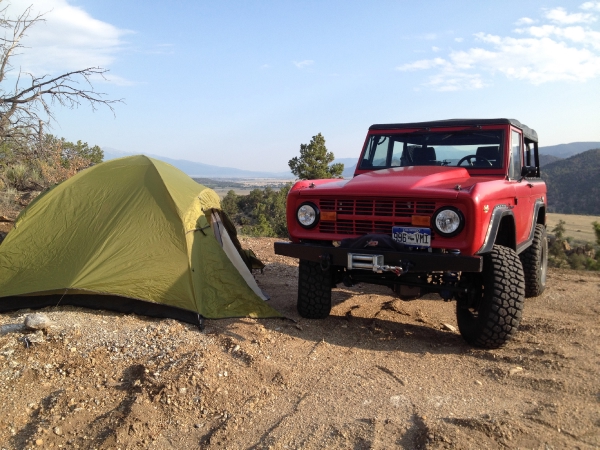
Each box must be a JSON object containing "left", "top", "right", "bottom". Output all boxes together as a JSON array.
[
  {"left": 319, "top": 253, "right": 331, "bottom": 271},
  {"left": 374, "top": 264, "right": 404, "bottom": 275},
  {"left": 440, "top": 271, "right": 458, "bottom": 301}
]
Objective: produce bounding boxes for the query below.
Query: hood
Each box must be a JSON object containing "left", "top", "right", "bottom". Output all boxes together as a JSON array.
[{"left": 300, "top": 166, "right": 475, "bottom": 198}]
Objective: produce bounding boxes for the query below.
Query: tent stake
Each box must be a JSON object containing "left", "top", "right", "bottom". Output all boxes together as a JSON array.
[{"left": 197, "top": 314, "right": 205, "bottom": 331}]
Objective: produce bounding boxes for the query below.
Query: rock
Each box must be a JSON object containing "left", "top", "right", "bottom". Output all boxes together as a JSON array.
[
  {"left": 54, "top": 427, "right": 63, "bottom": 436},
  {"left": 35, "top": 439, "right": 43, "bottom": 446},
  {"left": 475, "top": 380, "right": 483, "bottom": 386},
  {"left": 28, "top": 331, "right": 45, "bottom": 344},
  {"left": 24, "top": 313, "right": 52, "bottom": 331},
  {"left": 442, "top": 323, "right": 456, "bottom": 332},
  {"left": 509, "top": 367, "right": 524, "bottom": 376}
]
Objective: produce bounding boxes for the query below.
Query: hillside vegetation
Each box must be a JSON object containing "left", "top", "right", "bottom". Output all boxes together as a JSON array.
[
  {"left": 538, "top": 154, "right": 562, "bottom": 167},
  {"left": 0, "top": 137, "right": 102, "bottom": 223},
  {"left": 542, "top": 148, "right": 600, "bottom": 215}
]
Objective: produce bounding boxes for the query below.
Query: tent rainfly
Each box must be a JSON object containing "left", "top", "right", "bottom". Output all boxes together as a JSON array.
[{"left": 0, "top": 155, "right": 280, "bottom": 323}]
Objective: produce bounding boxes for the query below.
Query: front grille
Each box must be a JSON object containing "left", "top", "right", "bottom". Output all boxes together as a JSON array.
[{"left": 317, "top": 198, "right": 436, "bottom": 235}]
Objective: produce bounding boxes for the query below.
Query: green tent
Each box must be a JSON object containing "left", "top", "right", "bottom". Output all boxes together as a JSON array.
[{"left": 0, "top": 155, "right": 280, "bottom": 322}]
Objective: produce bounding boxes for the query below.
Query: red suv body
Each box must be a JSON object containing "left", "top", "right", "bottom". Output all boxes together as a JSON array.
[{"left": 275, "top": 119, "right": 548, "bottom": 348}]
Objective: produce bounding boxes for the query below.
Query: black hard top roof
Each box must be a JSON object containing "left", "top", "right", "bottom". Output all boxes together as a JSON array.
[{"left": 369, "top": 118, "right": 538, "bottom": 143}]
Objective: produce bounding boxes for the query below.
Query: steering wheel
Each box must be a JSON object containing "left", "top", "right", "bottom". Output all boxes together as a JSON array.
[{"left": 457, "top": 155, "right": 493, "bottom": 167}]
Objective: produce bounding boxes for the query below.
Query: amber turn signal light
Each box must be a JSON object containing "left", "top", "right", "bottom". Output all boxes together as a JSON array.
[
  {"left": 321, "top": 211, "right": 337, "bottom": 221},
  {"left": 411, "top": 215, "right": 430, "bottom": 226}
]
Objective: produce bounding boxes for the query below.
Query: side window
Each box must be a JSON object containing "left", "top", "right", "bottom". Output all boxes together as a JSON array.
[
  {"left": 509, "top": 130, "right": 522, "bottom": 179},
  {"left": 390, "top": 141, "right": 403, "bottom": 166},
  {"left": 361, "top": 136, "right": 389, "bottom": 168},
  {"left": 523, "top": 141, "right": 531, "bottom": 166}
]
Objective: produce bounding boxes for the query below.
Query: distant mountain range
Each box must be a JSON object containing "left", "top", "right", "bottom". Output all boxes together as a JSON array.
[
  {"left": 103, "top": 141, "right": 600, "bottom": 180},
  {"left": 542, "top": 148, "right": 600, "bottom": 215},
  {"left": 102, "top": 148, "right": 293, "bottom": 179},
  {"left": 537, "top": 142, "right": 600, "bottom": 158}
]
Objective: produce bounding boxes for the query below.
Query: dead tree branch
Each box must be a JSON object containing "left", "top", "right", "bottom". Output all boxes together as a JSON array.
[{"left": 0, "top": 2, "right": 122, "bottom": 147}]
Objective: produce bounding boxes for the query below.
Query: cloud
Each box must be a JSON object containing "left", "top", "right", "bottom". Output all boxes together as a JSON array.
[
  {"left": 544, "top": 7, "right": 595, "bottom": 24},
  {"left": 92, "top": 73, "right": 135, "bottom": 87},
  {"left": 397, "top": 58, "right": 447, "bottom": 71},
  {"left": 515, "top": 17, "right": 535, "bottom": 25},
  {"left": 523, "top": 25, "right": 600, "bottom": 49},
  {"left": 581, "top": 1, "right": 600, "bottom": 11},
  {"left": 454, "top": 37, "right": 464, "bottom": 43},
  {"left": 396, "top": 2, "right": 600, "bottom": 90},
  {"left": 427, "top": 72, "right": 486, "bottom": 92},
  {"left": 5, "top": 0, "right": 130, "bottom": 81},
  {"left": 293, "top": 60, "right": 314, "bottom": 69},
  {"left": 421, "top": 33, "right": 437, "bottom": 41}
]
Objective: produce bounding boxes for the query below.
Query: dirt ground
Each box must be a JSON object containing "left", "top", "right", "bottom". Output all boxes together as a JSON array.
[{"left": 0, "top": 237, "right": 599, "bottom": 449}]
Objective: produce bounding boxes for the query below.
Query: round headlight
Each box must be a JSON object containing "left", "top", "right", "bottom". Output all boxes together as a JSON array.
[
  {"left": 433, "top": 207, "right": 464, "bottom": 237},
  {"left": 297, "top": 203, "right": 319, "bottom": 228}
]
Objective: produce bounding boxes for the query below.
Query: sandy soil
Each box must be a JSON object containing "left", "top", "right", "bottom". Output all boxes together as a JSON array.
[{"left": 0, "top": 237, "right": 599, "bottom": 450}]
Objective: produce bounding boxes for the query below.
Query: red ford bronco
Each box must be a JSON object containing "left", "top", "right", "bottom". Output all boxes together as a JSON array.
[{"left": 275, "top": 119, "right": 548, "bottom": 348}]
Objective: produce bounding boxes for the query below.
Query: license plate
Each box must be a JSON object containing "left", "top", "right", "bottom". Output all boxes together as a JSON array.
[{"left": 392, "top": 226, "right": 431, "bottom": 248}]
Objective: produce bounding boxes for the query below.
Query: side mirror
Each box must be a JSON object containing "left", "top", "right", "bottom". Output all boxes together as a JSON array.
[{"left": 521, "top": 166, "right": 537, "bottom": 177}]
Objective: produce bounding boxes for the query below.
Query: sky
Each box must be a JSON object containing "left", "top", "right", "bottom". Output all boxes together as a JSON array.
[{"left": 4, "top": 0, "right": 600, "bottom": 172}]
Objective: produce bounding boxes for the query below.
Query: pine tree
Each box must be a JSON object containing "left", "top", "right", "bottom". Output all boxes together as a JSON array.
[{"left": 288, "top": 133, "right": 344, "bottom": 180}]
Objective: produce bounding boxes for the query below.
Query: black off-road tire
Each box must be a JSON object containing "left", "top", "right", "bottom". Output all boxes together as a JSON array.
[
  {"left": 457, "top": 245, "right": 525, "bottom": 349},
  {"left": 519, "top": 224, "right": 548, "bottom": 297},
  {"left": 297, "top": 259, "right": 332, "bottom": 319}
]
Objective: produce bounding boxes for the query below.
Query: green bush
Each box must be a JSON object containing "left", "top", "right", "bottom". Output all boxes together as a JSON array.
[
  {"left": 4, "top": 163, "right": 29, "bottom": 190},
  {"left": 0, "top": 187, "right": 17, "bottom": 211},
  {"left": 567, "top": 253, "right": 588, "bottom": 270},
  {"left": 0, "top": 135, "right": 103, "bottom": 191},
  {"left": 593, "top": 221, "right": 600, "bottom": 246},
  {"left": 224, "top": 184, "right": 291, "bottom": 238},
  {"left": 221, "top": 190, "right": 239, "bottom": 218},
  {"left": 548, "top": 222, "right": 600, "bottom": 271},
  {"left": 552, "top": 220, "right": 566, "bottom": 240}
]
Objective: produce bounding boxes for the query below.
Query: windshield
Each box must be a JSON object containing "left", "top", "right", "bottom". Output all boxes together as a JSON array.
[{"left": 359, "top": 130, "right": 504, "bottom": 169}]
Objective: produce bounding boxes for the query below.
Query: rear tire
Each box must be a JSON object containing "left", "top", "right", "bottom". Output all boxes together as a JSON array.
[
  {"left": 457, "top": 245, "right": 525, "bottom": 349},
  {"left": 297, "top": 259, "right": 332, "bottom": 319},
  {"left": 520, "top": 224, "right": 548, "bottom": 297}
]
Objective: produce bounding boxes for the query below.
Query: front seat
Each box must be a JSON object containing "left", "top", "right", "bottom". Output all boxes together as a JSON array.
[
  {"left": 475, "top": 146, "right": 500, "bottom": 167},
  {"left": 413, "top": 146, "right": 437, "bottom": 165}
]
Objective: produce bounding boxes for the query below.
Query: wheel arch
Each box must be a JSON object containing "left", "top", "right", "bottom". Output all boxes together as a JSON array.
[
  {"left": 478, "top": 200, "right": 546, "bottom": 255},
  {"left": 477, "top": 207, "right": 516, "bottom": 254},
  {"left": 536, "top": 204, "right": 546, "bottom": 226}
]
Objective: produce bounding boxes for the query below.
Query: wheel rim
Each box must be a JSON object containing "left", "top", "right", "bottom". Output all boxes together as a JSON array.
[{"left": 540, "top": 236, "right": 548, "bottom": 285}]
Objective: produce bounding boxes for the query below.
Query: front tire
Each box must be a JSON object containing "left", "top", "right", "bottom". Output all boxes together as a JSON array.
[
  {"left": 297, "top": 260, "right": 332, "bottom": 319},
  {"left": 519, "top": 224, "right": 548, "bottom": 297},
  {"left": 457, "top": 245, "right": 525, "bottom": 349}
]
